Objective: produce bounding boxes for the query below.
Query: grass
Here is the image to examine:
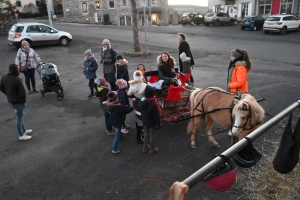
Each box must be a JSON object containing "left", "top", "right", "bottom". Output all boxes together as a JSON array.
[{"left": 234, "top": 117, "right": 300, "bottom": 200}]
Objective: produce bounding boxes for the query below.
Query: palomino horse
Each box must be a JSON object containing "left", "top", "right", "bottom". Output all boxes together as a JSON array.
[{"left": 187, "top": 87, "right": 265, "bottom": 148}]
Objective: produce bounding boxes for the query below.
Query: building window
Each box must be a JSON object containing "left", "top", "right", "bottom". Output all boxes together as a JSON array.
[
  {"left": 82, "top": 2, "right": 87, "bottom": 13},
  {"left": 109, "top": 1, "right": 115, "bottom": 8},
  {"left": 36, "top": 1, "right": 40, "bottom": 7},
  {"left": 280, "top": 0, "right": 293, "bottom": 14},
  {"left": 151, "top": 0, "right": 156, "bottom": 6},
  {"left": 140, "top": 0, "right": 145, "bottom": 6},
  {"left": 122, "top": 0, "right": 127, "bottom": 6},
  {"left": 215, "top": 5, "right": 221, "bottom": 12},
  {"left": 258, "top": 1, "right": 272, "bottom": 16},
  {"left": 16, "top": 1, "right": 21, "bottom": 7},
  {"left": 95, "top": 1, "right": 100, "bottom": 9},
  {"left": 242, "top": 4, "right": 248, "bottom": 17}
]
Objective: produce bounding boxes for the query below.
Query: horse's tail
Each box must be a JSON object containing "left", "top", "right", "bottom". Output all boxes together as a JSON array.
[{"left": 187, "top": 89, "right": 200, "bottom": 134}]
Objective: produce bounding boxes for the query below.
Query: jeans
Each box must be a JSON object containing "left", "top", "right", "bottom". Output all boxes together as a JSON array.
[
  {"left": 112, "top": 127, "right": 122, "bottom": 151},
  {"left": 105, "top": 112, "right": 112, "bottom": 131},
  {"left": 23, "top": 68, "right": 36, "bottom": 91},
  {"left": 8, "top": 103, "right": 26, "bottom": 137},
  {"left": 143, "top": 126, "right": 155, "bottom": 151}
]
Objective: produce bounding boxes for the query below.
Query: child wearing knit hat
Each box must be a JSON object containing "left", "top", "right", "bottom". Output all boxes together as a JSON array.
[
  {"left": 116, "top": 79, "right": 130, "bottom": 134},
  {"left": 83, "top": 49, "right": 98, "bottom": 99}
]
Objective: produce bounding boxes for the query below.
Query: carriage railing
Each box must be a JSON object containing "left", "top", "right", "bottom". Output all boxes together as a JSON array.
[{"left": 169, "top": 100, "right": 300, "bottom": 199}]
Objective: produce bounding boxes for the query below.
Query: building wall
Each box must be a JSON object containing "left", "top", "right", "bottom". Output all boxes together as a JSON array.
[{"left": 10, "top": 0, "right": 54, "bottom": 14}]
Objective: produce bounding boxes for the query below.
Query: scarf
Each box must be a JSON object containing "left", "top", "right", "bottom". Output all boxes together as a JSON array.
[
  {"left": 21, "top": 48, "right": 34, "bottom": 68},
  {"left": 146, "top": 97, "right": 162, "bottom": 115},
  {"left": 102, "top": 45, "right": 111, "bottom": 52},
  {"left": 84, "top": 55, "right": 93, "bottom": 61}
]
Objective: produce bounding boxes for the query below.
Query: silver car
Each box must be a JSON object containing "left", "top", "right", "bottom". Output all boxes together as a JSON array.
[
  {"left": 204, "top": 12, "right": 235, "bottom": 26},
  {"left": 7, "top": 22, "right": 72, "bottom": 47}
]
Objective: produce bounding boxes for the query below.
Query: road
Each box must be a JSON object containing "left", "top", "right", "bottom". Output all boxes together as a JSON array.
[{"left": 0, "top": 22, "right": 300, "bottom": 200}]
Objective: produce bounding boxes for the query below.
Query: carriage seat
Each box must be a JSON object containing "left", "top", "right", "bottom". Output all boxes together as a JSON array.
[
  {"left": 144, "top": 68, "right": 179, "bottom": 83},
  {"left": 165, "top": 85, "right": 185, "bottom": 102}
]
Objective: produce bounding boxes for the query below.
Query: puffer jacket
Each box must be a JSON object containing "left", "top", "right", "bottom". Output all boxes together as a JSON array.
[
  {"left": 138, "top": 99, "right": 161, "bottom": 127},
  {"left": 228, "top": 61, "right": 248, "bottom": 93},
  {"left": 127, "top": 71, "right": 147, "bottom": 99},
  {"left": 0, "top": 73, "right": 26, "bottom": 104},
  {"left": 100, "top": 48, "right": 117, "bottom": 74},
  {"left": 157, "top": 55, "right": 176, "bottom": 80},
  {"left": 95, "top": 85, "right": 109, "bottom": 114},
  {"left": 83, "top": 57, "right": 98, "bottom": 79},
  {"left": 116, "top": 59, "right": 129, "bottom": 81},
  {"left": 107, "top": 101, "right": 133, "bottom": 128},
  {"left": 15, "top": 47, "right": 42, "bottom": 69}
]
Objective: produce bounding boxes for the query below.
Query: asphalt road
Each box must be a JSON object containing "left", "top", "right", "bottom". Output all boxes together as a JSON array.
[{"left": 0, "top": 22, "right": 300, "bottom": 200}]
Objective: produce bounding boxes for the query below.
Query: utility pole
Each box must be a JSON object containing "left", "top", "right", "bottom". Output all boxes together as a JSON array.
[
  {"left": 143, "top": 1, "right": 148, "bottom": 51},
  {"left": 149, "top": 0, "right": 152, "bottom": 26},
  {"left": 46, "top": 0, "right": 53, "bottom": 27}
]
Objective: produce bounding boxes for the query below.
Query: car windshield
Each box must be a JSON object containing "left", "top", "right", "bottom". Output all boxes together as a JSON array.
[
  {"left": 206, "top": 13, "right": 214, "bottom": 17},
  {"left": 10, "top": 25, "right": 24, "bottom": 33},
  {"left": 182, "top": 13, "right": 189, "bottom": 17},
  {"left": 266, "top": 17, "right": 280, "bottom": 21},
  {"left": 244, "top": 17, "right": 253, "bottom": 21}
]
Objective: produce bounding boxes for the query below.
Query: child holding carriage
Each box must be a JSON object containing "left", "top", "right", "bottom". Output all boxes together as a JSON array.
[
  {"left": 139, "top": 85, "right": 162, "bottom": 155},
  {"left": 94, "top": 77, "right": 115, "bottom": 135},
  {"left": 106, "top": 91, "right": 133, "bottom": 154},
  {"left": 83, "top": 49, "right": 98, "bottom": 99}
]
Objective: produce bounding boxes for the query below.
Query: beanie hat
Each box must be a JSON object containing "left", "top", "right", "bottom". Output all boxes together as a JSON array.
[
  {"left": 144, "top": 85, "right": 156, "bottom": 98},
  {"left": 116, "top": 55, "right": 123, "bottom": 60},
  {"left": 84, "top": 49, "right": 92, "bottom": 56},
  {"left": 107, "top": 91, "right": 118, "bottom": 103},
  {"left": 116, "top": 79, "right": 127, "bottom": 89},
  {"left": 133, "top": 71, "right": 143, "bottom": 81},
  {"left": 230, "top": 49, "right": 243, "bottom": 59},
  {"left": 22, "top": 40, "right": 29, "bottom": 46},
  {"left": 94, "top": 77, "right": 106, "bottom": 87},
  {"left": 103, "top": 39, "right": 110, "bottom": 45}
]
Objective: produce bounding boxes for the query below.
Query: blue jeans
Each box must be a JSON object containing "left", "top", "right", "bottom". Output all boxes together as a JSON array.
[
  {"left": 8, "top": 103, "right": 26, "bottom": 137},
  {"left": 105, "top": 112, "right": 112, "bottom": 131},
  {"left": 112, "top": 127, "right": 122, "bottom": 151},
  {"left": 23, "top": 68, "right": 36, "bottom": 91}
]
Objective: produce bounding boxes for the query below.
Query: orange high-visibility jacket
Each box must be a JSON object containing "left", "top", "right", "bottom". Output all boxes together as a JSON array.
[{"left": 228, "top": 61, "right": 248, "bottom": 93}]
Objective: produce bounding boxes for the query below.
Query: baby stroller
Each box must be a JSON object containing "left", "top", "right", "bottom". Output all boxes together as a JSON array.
[{"left": 36, "top": 63, "right": 64, "bottom": 101}]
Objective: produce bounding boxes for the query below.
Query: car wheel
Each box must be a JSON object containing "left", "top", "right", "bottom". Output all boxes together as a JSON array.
[
  {"left": 279, "top": 26, "right": 287, "bottom": 35},
  {"left": 264, "top": 30, "right": 269, "bottom": 34},
  {"left": 190, "top": 21, "right": 195, "bottom": 26},
  {"left": 241, "top": 27, "right": 245, "bottom": 30},
  {"left": 205, "top": 23, "right": 209, "bottom": 26},
  {"left": 252, "top": 26, "right": 257, "bottom": 31},
  {"left": 297, "top": 25, "right": 300, "bottom": 32},
  {"left": 59, "top": 37, "right": 69, "bottom": 46},
  {"left": 182, "top": 23, "right": 186, "bottom": 26},
  {"left": 214, "top": 20, "right": 220, "bottom": 26},
  {"left": 196, "top": 23, "right": 200, "bottom": 25}
]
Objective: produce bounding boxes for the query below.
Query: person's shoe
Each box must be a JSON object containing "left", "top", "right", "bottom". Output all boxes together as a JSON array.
[
  {"left": 107, "top": 130, "right": 115, "bottom": 135},
  {"left": 124, "top": 124, "right": 130, "bottom": 129},
  {"left": 121, "top": 128, "right": 129, "bottom": 134},
  {"left": 149, "top": 147, "right": 159, "bottom": 155},
  {"left": 28, "top": 89, "right": 32, "bottom": 94},
  {"left": 112, "top": 150, "right": 120, "bottom": 154},
  {"left": 142, "top": 147, "right": 148, "bottom": 153},
  {"left": 19, "top": 134, "right": 32, "bottom": 141},
  {"left": 87, "top": 94, "right": 95, "bottom": 99},
  {"left": 121, "top": 135, "right": 126, "bottom": 140},
  {"left": 106, "top": 128, "right": 116, "bottom": 133},
  {"left": 32, "top": 89, "right": 39, "bottom": 93},
  {"left": 24, "top": 129, "right": 33, "bottom": 135}
]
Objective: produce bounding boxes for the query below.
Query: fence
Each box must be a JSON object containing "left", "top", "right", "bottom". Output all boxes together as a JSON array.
[{"left": 169, "top": 100, "right": 300, "bottom": 199}]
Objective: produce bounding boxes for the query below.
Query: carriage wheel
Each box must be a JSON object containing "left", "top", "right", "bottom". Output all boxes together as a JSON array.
[
  {"left": 59, "top": 86, "right": 63, "bottom": 92},
  {"left": 57, "top": 92, "right": 64, "bottom": 101},
  {"left": 40, "top": 89, "right": 45, "bottom": 97}
]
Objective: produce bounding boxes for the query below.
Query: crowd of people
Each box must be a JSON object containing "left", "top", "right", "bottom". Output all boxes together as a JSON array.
[{"left": 0, "top": 33, "right": 252, "bottom": 155}]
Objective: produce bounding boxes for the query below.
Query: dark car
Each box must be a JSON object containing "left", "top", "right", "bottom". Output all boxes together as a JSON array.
[
  {"left": 241, "top": 15, "right": 265, "bottom": 31},
  {"left": 181, "top": 12, "right": 204, "bottom": 26}
]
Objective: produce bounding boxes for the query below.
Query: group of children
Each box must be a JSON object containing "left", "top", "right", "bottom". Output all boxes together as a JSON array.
[{"left": 83, "top": 50, "right": 162, "bottom": 155}]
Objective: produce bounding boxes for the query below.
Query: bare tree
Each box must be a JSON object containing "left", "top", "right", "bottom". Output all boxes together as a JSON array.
[{"left": 130, "top": 0, "right": 140, "bottom": 52}]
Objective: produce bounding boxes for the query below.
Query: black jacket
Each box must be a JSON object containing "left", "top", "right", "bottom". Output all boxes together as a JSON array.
[
  {"left": 138, "top": 99, "right": 161, "bottom": 127},
  {"left": 107, "top": 102, "right": 133, "bottom": 128},
  {"left": 179, "top": 40, "right": 195, "bottom": 71},
  {"left": 95, "top": 85, "right": 109, "bottom": 114},
  {"left": 0, "top": 73, "right": 26, "bottom": 104}
]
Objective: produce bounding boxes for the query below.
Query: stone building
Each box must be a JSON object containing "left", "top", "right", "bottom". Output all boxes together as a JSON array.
[{"left": 61, "top": 0, "right": 170, "bottom": 25}]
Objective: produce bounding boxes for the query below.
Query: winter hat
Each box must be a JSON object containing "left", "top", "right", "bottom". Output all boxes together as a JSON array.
[
  {"left": 230, "top": 49, "right": 243, "bottom": 59},
  {"left": 94, "top": 77, "right": 106, "bottom": 87},
  {"left": 116, "top": 55, "right": 123, "bottom": 60},
  {"left": 116, "top": 79, "right": 127, "bottom": 89},
  {"left": 84, "top": 49, "right": 92, "bottom": 56},
  {"left": 22, "top": 40, "right": 29, "bottom": 46},
  {"left": 103, "top": 39, "right": 110, "bottom": 45},
  {"left": 133, "top": 70, "right": 143, "bottom": 81},
  {"left": 144, "top": 85, "right": 156, "bottom": 98},
  {"left": 107, "top": 91, "right": 118, "bottom": 103}
]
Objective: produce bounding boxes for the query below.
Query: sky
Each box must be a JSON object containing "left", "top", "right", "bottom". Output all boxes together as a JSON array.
[{"left": 168, "top": 0, "right": 208, "bottom": 7}]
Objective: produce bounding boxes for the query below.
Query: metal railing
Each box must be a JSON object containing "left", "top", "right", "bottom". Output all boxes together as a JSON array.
[{"left": 169, "top": 100, "right": 300, "bottom": 199}]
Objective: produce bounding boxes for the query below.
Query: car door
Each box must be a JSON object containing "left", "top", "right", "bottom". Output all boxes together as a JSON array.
[
  {"left": 258, "top": 16, "right": 265, "bottom": 28},
  {"left": 26, "top": 25, "right": 44, "bottom": 45},
  {"left": 290, "top": 16, "right": 299, "bottom": 29},
  {"left": 222, "top": 13, "right": 230, "bottom": 24},
  {"left": 39, "top": 25, "right": 59, "bottom": 45}
]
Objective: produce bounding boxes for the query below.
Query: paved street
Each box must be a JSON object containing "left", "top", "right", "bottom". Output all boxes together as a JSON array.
[{"left": 0, "top": 21, "right": 300, "bottom": 199}]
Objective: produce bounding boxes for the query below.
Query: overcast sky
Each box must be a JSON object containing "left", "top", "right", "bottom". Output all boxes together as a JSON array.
[{"left": 168, "top": 0, "right": 208, "bottom": 7}]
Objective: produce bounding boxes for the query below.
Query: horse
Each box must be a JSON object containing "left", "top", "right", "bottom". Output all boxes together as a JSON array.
[{"left": 187, "top": 87, "right": 265, "bottom": 148}]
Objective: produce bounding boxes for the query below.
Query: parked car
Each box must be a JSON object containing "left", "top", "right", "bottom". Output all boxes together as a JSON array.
[
  {"left": 241, "top": 15, "right": 265, "bottom": 31},
  {"left": 181, "top": 12, "right": 204, "bottom": 26},
  {"left": 263, "top": 14, "right": 300, "bottom": 35},
  {"left": 7, "top": 22, "right": 73, "bottom": 47},
  {"left": 204, "top": 12, "right": 235, "bottom": 26}
]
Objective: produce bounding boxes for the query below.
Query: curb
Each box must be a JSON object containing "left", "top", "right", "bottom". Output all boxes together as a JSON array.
[{"left": 125, "top": 49, "right": 151, "bottom": 57}]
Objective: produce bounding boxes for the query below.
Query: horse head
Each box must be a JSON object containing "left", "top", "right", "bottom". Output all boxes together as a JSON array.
[{"left": 232, "top": 94, "right": 264, "bottom": 139}]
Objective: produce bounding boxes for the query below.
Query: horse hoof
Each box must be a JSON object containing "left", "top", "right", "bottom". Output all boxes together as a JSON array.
[{"left": 191, "top": 144, "right": 197, "bottom": 148}]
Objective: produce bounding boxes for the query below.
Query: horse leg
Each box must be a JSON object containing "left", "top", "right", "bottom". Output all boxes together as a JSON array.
[
  {"left": 206, "top": 116, "right": 220, "bottom": 148},
  {"left": 187, "top": 117, "right": 203, "bottom": 148}
]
